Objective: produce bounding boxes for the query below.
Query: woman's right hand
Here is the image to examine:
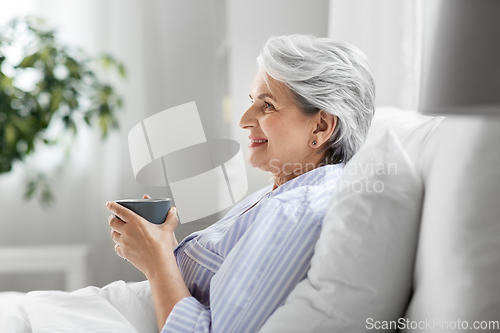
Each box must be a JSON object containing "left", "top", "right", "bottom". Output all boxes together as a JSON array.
[{"left": 109, "top": 195, "right": 190, "bottom": 330}]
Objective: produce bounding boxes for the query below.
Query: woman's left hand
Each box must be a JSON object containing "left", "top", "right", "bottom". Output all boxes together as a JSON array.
[{"left": 107, "top": 199, "right": 178, "bottom": 278}]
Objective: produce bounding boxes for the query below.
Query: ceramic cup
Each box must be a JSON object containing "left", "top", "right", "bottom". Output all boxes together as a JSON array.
[{"left": 115, "top": 198, "right": 172, "bottom": 224}]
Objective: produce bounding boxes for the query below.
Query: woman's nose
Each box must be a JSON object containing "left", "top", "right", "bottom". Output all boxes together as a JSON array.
[{"left": 239, "top": 105, "right": 258, "bottom": 129}]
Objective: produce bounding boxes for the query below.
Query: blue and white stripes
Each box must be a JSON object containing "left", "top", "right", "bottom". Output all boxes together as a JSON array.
[{"left": 162, "top": 164, "right": 344, "bottom": 333}]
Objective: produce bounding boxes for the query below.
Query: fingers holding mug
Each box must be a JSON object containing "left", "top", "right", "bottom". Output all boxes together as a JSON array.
[
  {"left": 110, "top": 228, "right": 121, "bottom": 244},
  {"left": 114, "top": 243, "right": 124, "bottom": 258}
]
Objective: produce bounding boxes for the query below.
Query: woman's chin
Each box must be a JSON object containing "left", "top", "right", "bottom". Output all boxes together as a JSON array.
[
  {"left": 246, "top": 157, "right": 265, "bottom": 170},
  {"left": 247, "top": 159, "right": 259, "bottom": 169}
]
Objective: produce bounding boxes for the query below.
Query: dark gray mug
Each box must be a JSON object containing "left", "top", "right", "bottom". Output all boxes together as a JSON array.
[{"left": 115, "top": 198, "right": 172, "bottom": 224}]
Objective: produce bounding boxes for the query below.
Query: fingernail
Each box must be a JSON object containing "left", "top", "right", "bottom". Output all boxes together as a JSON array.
[{"left": 106, "top": 202, "right": 110, "bottom": 207}]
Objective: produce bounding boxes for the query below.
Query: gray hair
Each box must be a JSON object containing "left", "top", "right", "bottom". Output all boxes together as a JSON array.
[{"left": 257, "top": 35, "right": 375, "bottom": 164}]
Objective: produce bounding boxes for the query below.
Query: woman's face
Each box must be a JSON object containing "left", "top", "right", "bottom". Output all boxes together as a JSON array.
[{"left": 239, "top": 72, "right": 323, "bottom": 184}]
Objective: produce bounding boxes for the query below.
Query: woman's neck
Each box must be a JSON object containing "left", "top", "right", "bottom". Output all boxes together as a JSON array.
[{"left": 271, "top": 161, "right": 322, "bottom": 190}]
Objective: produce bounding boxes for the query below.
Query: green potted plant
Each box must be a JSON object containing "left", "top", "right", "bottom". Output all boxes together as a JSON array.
[{"left": 0, "top": 16, "right": 126, "bottom": 205}]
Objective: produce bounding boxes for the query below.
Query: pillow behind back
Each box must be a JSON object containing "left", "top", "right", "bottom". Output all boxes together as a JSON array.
[{"left": 259, "top": 130, "right": 422, "bottom": 333}]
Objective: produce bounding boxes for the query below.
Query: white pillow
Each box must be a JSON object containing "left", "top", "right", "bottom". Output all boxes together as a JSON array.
[
  {"left": 366, "top": 107, "right": 444, "bottom": 169},
  {"left": 259, "top": 130, "right": 423, "bottom": 333}
]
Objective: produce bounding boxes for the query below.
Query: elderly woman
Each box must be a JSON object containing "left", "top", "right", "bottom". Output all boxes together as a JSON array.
[{"left": 107, "top": 34, "right": 375, "bottom": 333}]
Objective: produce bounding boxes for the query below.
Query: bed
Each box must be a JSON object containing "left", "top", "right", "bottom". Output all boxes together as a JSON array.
[
  {"left": 0, "top": 280, "right": 157, "bottom": 332},
  {"left": 3, "top": 107, "right": 499, "bottom": 332}
]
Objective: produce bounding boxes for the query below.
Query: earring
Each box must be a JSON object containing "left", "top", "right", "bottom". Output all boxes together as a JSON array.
[{"left": 312, "top": 141, "right": 317, "bottom": 145}]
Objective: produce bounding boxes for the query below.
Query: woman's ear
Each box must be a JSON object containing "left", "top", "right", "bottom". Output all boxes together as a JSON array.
[{"left": 312, "top": 111, "right": 337, "bottom": 147}]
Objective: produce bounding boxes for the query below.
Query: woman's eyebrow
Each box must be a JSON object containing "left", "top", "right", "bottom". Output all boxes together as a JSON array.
[{"left": 249, "top": 93, "right": 276, "bottom": 101}]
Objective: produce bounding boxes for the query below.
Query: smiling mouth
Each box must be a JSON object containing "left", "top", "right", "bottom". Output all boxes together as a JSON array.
[{"left": 248, "top": 139, "right": 268, "bottom": 148}]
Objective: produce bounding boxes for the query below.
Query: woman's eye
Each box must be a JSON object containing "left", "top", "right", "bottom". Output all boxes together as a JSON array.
[{"left": 264, "top": 102, "right": 275, "bottom": 110}]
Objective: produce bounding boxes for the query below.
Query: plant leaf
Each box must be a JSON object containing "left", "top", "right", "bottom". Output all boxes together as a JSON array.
[{"left": 17, "top": 53, "right": 38, "bottom": 68}]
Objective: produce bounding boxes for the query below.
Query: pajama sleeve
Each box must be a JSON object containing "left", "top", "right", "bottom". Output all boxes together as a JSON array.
[{"left": 160, "top": 198, "right": 323, "bottom": 333}]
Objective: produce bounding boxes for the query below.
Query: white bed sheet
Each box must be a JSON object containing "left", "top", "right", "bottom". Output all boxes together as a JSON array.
[{"left": 0, "top": 280, "right": 158, "bottom": 333}]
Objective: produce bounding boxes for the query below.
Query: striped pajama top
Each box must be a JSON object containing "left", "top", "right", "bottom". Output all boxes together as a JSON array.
[{"left": 161, "top": 164, "right": 344, "bottom": 333}]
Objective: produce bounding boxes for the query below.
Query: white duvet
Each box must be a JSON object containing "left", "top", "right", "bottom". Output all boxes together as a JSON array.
[{"left": 0, "top": 280, "right": 158, "bottom": 333}]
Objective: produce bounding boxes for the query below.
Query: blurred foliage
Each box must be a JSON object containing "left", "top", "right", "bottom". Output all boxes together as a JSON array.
[{"left": 0, "top": 16, "right": 126, "bottom": 206}]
